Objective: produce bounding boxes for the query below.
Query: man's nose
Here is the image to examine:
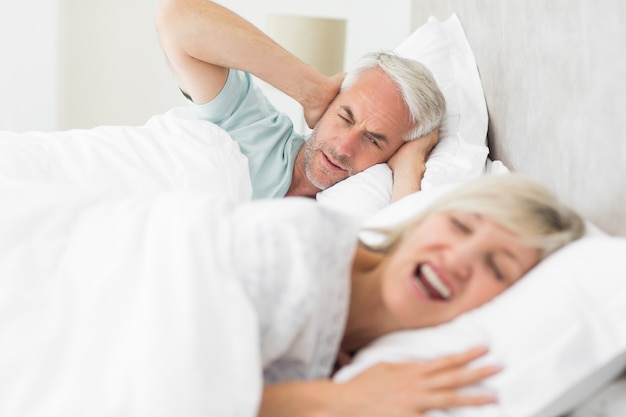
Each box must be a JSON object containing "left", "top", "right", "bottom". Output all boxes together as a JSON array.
[{"left": 335, "top": 130, "right": 361, "bottom": 157}]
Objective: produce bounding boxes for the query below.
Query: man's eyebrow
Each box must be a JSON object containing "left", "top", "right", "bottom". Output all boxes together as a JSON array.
[
  {"left": 340, "top": 106, "right": 389, "bottom": 144},
  {"left": 341, "top": 106, "right": 355, "bottom": 121}
]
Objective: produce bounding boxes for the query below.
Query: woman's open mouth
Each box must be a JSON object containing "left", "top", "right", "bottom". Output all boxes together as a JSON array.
[{"left": 413, "top": 263, "right": 452, "bottom": 301}]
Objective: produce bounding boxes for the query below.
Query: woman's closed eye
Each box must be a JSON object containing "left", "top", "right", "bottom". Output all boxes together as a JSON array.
[
  {"left": 486, "top": 255, "right": 506, "bottom": 282},
  {"left": 450, "top": 216, "right": 472, "bottom": 234}
]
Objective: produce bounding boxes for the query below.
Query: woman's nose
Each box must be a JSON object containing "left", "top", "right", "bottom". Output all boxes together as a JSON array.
[{"left": 446, "top": 241, "right": 476, "bottom": 282}]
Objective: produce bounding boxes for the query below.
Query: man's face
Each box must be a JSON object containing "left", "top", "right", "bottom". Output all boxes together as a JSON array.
[{"left": 303, "top": 68, "right": 413, "bottom": 190}]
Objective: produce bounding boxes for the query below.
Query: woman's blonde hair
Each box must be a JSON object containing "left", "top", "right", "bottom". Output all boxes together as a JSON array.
[{"left": 365, "top": 174, "right": 585, "bottom": 259}]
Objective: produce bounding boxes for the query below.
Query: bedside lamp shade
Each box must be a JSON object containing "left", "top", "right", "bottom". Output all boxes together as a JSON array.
[{"left": 266, "top": 15, "right": 346, "bottom": 76}]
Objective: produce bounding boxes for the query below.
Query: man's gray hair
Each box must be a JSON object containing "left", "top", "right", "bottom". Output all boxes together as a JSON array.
[{"left": 342, "top": 51, "right": 446, "bottom": 141}]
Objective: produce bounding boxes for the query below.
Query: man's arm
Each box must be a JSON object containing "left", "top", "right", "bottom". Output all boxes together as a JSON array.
[
  {"left": 155, "top": 0, "right": 341, "bottom": 125},
  {"left": 387, "top": 128, "right": 440, "bottom": 202}
]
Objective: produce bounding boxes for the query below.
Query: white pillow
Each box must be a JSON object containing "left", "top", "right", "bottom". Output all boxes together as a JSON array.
[
  {"left": 568, "top": 375, "right": 626, "bottom": 417},
  {"left": 397, "top": 14, "right": 489, "bottom": 189},
  {"left": 317, "top": 14, "right": 489, "bottom": 221},
  {"left": 335, "top": 187, "right": 626, "bottom": 417}
]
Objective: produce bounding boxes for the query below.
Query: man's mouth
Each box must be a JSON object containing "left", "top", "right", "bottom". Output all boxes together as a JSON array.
[
  {"left": 413, "top": 264, "right": 452, "bottom": 301},
  {"left": 322, "top": 151, "right": 347, "bottom": 172}
]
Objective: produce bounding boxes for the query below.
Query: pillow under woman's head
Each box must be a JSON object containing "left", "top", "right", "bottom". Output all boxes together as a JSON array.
[{"left": 335, "top": 181, "right": 626, "bottom": 417}]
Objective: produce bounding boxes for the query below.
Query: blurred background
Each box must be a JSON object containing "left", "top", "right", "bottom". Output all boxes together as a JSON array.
[{"left": 0, "top": 0, "right": 411, "bottom": 132}]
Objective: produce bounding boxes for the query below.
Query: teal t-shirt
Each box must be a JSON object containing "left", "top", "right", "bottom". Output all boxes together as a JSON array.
[{"left": 190, "top": 70, "right": 305, "bottom": 199}]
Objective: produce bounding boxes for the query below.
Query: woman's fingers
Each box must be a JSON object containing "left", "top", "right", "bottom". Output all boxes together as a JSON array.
[
  {"left": 423, "top": 361, "right": 502, "bottom": 391},
  {"left": 416, "top": 346, "right": 503, "bottom": 390},
  {"left": 416, "top": 388, "right": 498, "bottom": 411},
  {"left": 339, "top": 347, "right": 502, "bottom": 416},
  {"left": 420, "top": 345, "right": 490, "bottom": 374}
]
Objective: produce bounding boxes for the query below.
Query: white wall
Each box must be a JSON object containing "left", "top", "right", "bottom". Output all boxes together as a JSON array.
[
  {"left": 57, "top": 0, "right": 187, "bottom": 129},
  {"left": 0, "top": 2, "right": 59, "bottom": 132},
  {"left": 0, "top": 0, "right": 412, "bottom": 132}
]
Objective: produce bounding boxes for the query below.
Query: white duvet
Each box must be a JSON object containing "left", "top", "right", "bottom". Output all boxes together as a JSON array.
[
  {"left": 0, "top": 107, "right": 253, "bottom": 202},
  {"left": 0, "top": 186, "right": 262, "bottom": 416},
  {"left": 0, "top": 112, "right": 359, "bottom": 416}
]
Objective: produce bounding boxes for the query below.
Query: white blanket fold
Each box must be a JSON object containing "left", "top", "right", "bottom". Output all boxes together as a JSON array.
[
  {"left": 0, "top": 113, "right": 262, "bottom": 416},
  {"left": 0, "top": 109, "right": 252, "bottom": 203},
  {"left": 0, "top": 186, "right": 262, "bottom": 417}
]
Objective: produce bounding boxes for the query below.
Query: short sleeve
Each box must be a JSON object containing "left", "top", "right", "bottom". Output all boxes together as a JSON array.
[{"left": 190, "top": 70, "right": 305, "bottom": 199}]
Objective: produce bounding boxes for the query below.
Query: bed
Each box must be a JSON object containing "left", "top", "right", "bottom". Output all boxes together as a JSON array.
[{"left": 1, "top": 2, "right": 625, "bottom": 416}]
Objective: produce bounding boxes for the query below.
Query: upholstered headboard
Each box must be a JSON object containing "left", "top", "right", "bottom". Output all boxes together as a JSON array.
[{"left": 411, "top": 0, "right": 626, "bottom": 236}]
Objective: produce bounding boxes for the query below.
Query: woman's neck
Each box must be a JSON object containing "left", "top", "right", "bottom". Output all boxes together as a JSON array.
[{"left": 341, "top": 245, "right": 397, "bottom": 354}]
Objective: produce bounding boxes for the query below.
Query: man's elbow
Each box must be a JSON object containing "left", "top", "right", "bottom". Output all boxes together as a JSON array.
[
  {"left": 155, "top": 0, "right": 180, "bottom": 37},
  {"left": 156, "top": 0, "right": 201, "bottom": 39}
]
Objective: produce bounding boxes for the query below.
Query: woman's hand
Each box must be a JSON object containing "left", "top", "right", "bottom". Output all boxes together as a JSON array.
[
  {"left": 387, "top": 127, "right": 440, "bottom": 202},
  {"left": 334, "top": 345, "right": 500, "bottom": 416},
  {"left": 260, "top": 346, "right": 500, "bottom": 417},
  {"left": 302, "top": 72, "right": 345, "bottom": 129}
]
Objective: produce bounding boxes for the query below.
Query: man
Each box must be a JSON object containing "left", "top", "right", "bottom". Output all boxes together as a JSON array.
[{"left": 156, "top": 0, "right": 445, "bottom": 200}]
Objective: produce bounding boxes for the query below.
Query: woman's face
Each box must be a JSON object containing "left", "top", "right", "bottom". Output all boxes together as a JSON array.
[{"left": 380, "top": 211, "right": 540, "bottom": 329}]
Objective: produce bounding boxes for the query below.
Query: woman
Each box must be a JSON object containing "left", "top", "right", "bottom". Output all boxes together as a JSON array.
[
  {"left": 0, "top": 175, "right": 583, "bottom": 417},
  {"left": 260, "top": 173, "right": 585, "bottom": 416}
]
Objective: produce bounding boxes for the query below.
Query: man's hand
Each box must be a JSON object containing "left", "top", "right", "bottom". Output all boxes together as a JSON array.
[
  {"left": 302, "top": 72, "right": 345, "bottom": 129},
  {"left": 387, "top": 127, "right": 440, "bottom": 202}
]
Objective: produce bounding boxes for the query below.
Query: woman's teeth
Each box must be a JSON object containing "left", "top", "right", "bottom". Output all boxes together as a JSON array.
[{"left": 417, "top": 264, "right": 451, "bottom": 300}]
